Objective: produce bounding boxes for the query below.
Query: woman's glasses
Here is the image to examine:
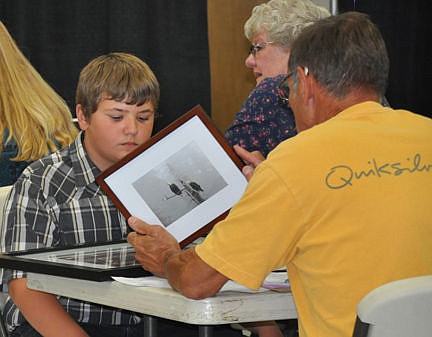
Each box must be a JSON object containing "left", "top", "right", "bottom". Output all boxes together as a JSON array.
[{"left": 248, "top": 41, "right": 274, "bottom": 56}]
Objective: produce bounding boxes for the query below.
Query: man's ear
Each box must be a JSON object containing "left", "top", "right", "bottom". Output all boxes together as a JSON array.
[
  {"left": 76, "top": 104, "right": 89, "bottom": 131},
  {"left": 295, "top": 66, "right": 319, "bottom": 131},
  {"left": 297, "top": 66, "right": 314, "bottom": 103}
]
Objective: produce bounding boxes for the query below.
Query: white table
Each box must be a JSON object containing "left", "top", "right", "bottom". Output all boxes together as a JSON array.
[{"left": 27, "top": 272, "right": 297, "bottom": 337}]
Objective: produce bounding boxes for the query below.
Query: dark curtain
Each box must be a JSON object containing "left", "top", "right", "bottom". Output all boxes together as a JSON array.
[
  {"left": 0, "top": 0, "right": 210, "bottom": 133},
  {"left": 338, "top": 0, "right": 429, "bottom": 118}
]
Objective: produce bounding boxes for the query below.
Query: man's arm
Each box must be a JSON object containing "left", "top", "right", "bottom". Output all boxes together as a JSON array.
[
  {"left": 165, "top": 248, "right": 229, "bottom": 299},
  {"left": 8, "top": 278, "right": 89, "bottom": 337},
  {"left": 127, "top": 216, "right": 229, "bottom": 299}
]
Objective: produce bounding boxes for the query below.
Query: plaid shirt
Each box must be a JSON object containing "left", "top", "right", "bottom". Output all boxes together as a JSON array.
[{"left": 0, "top": 132, "right": 141, "bottom": 332}]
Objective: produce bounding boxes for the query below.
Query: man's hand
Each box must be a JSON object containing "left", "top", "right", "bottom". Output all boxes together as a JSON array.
[
  {"left": 127, "top": 216, "right": 180, "bottom": 277},
  {"left": 128, "top": 217, "right": 230, "bottom": 299},
  {"left": 233, "top": 145, "right": 265, "bottom": 181}
]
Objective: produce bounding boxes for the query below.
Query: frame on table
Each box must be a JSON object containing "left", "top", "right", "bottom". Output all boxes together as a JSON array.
[
  {"left": 0, "top": 240, "right": 151, "bottom": 281},
  {"left": 96, "top": 105, "right": 248, "bottom": 248}
]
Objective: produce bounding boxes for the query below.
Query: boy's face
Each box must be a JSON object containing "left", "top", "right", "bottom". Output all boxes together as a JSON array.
[{"left": 76, "top": 98, "right": 155, "bottom": 171}]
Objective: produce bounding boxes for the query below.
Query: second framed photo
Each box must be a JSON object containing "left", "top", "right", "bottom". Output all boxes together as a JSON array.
[
  {"left": 96, "top": 105, "right": 248, "bottom": 247},
  {"left": 0, "top": 240, "right": 151, "bottom": 281}
]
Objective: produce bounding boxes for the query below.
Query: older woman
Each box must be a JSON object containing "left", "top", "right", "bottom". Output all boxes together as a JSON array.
[{"left": 225, "top": 0, "right": 330, "bottom": 157}]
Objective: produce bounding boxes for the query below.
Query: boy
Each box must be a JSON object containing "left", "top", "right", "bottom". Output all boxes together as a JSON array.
[{"left": 1, "top": 52, "right": 159, "bottom": 337}]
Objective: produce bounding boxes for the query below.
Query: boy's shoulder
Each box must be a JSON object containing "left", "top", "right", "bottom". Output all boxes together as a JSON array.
[
  {"left": 18, "top": 142, "right": 77, "bottom": 189},
  {"left": 28, "top": 145, "right": 73, "bottom": 174}
]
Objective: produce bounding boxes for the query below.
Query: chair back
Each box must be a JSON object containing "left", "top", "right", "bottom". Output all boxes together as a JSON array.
[
  {"left": 0, "top": 185, "right": 12, "bottom": 337},
  {"left": 0, "top": 185, "right": 12, "bottom": 221},
  {"left": 352, "top": 275, "right": 432, "bottom": 337},
  {"left": 0, "top": 185, "right": 12, "bottom": 243}
]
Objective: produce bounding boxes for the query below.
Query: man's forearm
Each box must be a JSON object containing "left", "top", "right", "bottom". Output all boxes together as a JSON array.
[{"left": 165, "top": 247, "right": 229, "bottom": 299}]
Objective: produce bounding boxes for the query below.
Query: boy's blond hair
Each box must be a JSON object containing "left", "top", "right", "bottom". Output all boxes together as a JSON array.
[{"left": 76, "top": 52, "right": 160, "bottom": 120}]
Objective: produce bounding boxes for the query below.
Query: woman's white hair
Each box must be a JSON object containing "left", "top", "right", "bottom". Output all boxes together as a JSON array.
[{"left": 244, "top": 0, "right": 330, "bottom": 49}]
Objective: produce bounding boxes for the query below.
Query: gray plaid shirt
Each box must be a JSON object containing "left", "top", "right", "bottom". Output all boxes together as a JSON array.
[{"left": 0, "top": 132, "right": 141, "bottom": 332}]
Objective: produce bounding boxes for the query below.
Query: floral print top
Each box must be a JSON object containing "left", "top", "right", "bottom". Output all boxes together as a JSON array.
[{"left": 225, "top": 75, "right": 297, "bottom": 157}]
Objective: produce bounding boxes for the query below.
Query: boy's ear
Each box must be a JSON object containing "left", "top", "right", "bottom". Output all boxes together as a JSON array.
[{"left": 76, "top": 104, "right": 89, "bottom": 131}]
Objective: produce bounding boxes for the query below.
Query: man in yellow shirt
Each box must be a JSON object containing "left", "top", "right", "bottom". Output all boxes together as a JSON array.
[{"left": 127, "top": 12, "right": 432, "bottom": 337}]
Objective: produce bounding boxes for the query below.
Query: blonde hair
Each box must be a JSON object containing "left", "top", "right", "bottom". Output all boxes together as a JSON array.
[
  {"left": 0, "top": 20, "right": 78, "bottom": 161},
  {"left": 244, "top": 0, "right": 330, "bottom": 49}
]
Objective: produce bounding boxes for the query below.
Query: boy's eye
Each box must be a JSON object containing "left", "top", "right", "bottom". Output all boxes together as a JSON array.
[
  {"left": 138, "top": 114, "right": 152, "bottom": 122},
  {"left": 110, "top": 115, "right": 122, "bottom": 121}
]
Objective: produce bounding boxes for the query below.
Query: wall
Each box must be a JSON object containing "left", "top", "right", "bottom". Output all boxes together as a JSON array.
[
  {"left": 207, "top": 0, "right": 264, "bottom": 131},
  {"left": 0, "top": 1, "right": 210, "bottom": 134}
]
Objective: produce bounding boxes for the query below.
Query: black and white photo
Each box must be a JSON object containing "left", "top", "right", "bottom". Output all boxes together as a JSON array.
[{"left": 97, "top": 106, "right": 248, "bottom": 246}]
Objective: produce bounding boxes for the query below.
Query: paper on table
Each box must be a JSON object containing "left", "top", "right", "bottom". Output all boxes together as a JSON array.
[
  {"left": 112, "top": 271, "right": 289, "bottom": 293},
  {"left": 262, "top": 271, "right": 290, "bottom": 289},
  {"left": 112, "top": 276, "right": 266, "bottom": 293}
]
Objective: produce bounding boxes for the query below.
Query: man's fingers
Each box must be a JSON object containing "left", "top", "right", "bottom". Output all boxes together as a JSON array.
[
  {"left": 128, "top": 216, "right": 151, "bottom": 234},
  {"left": 242, "top": 165, "right": 255, "bottom": 182}
]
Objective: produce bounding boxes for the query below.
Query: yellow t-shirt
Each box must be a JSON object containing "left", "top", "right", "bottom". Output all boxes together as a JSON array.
[{"left": 196, "top": 102, "right": 432, "bottom": 337}]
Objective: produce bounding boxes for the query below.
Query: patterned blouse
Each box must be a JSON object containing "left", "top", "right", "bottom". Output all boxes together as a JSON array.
[{"left": 225, "top": 75, "right": 297, "bottom": 157}]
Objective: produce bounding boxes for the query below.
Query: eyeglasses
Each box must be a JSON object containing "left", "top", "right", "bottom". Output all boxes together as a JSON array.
[
  {"left": 248, "top": 41, "right": 274, "bottom": 56},
  {"left": 277, "top": 67, "right": 309, "bottom": 106},
  {"left": 277, "top": 71, "right": 295, "bottom": 105}
]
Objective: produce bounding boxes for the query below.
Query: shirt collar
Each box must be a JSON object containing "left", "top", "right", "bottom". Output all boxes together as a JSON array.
[{"left": 70, "top": 131, "right": 102, "bottom": 188}]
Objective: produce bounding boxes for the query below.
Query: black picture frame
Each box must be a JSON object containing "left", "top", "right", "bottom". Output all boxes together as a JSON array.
[{"left": 0, "top": 240, "right": 150, "bottom": 282}]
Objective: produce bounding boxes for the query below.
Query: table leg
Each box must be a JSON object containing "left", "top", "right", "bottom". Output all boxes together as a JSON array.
[
  {"left": 198, "top": 325, "right": 214, "bottom": 337},
  {"left": 143, "top": 315, "right": 158, "bottom": 337}
]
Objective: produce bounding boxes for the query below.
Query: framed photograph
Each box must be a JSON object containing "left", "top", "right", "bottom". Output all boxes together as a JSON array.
[
  {"left": 0, "top": 240, "right": 151, "bottom": 281},
  {"left": 96, "top": 105, "right": 248, "bottom": 247}
]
